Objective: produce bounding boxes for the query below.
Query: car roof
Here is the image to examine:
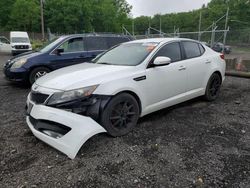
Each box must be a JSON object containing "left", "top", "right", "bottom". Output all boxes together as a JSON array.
[
  {"left": 10, "top": 31, "right": 29, "bottom": 37},
  {"left": 63, "top": 33, "right": 132, "bottom": 39},
  {"left": 126, "top": 37, "right": 198, "bottom": 44}
]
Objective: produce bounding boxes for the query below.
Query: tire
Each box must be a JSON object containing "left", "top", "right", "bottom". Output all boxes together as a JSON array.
[
  {"left": 29, "top": 67, "right": 51, "bottom": 85},
  {"left": 204, "top": 73, "right": 222, "bottom": 101},
  {"left": 100, "top": 93, "right": 140, "bottom": 137}
]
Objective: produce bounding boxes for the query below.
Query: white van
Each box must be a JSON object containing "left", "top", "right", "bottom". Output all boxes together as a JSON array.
[{"left": 10, "top": 31, "right": 32, "bottom": 55}]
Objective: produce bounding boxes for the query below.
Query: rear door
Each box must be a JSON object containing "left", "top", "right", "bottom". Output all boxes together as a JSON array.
[
  {"left": 181, "top": 41, "right": 210, "bottom": 91},
  {"left": 50, "top": 37, "right": 88, "bottom": 69}
]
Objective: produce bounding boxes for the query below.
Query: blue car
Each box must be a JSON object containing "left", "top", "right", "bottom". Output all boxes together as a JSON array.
[{"left": 4, "top": 34, "right": 131, "bottom": 85}]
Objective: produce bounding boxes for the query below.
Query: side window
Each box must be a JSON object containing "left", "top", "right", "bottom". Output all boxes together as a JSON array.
[
  {"left": 154, "top": 42, "right": 182, "bottom": 62},
  {"left": 199, "top": 44, "right": 205, "bottom": 55},
  {"left": 182, "top": 41, "right": 201, "bottom": 59},
  {"left": 106, "top": 37, "right": 129, "bottom": 48},
  {"left": 0, "top": 37, "right": 10, "bottom": 44},
  {"left": 86, "top": 37, "right": 108, "bottom": 51},
  {"left": 58, "top": 37, "right": 85, "bottom": 53}
]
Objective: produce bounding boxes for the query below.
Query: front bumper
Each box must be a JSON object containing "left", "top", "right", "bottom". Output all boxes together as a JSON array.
[
  {"left": 3, "top": 66, "right": 28, "bottom": 82},
  {"left": 26, "top": 99, "right": 107, "bottom": 159},
  {"left": 12, "top": 49, "right": 32, "bottom": 54}
]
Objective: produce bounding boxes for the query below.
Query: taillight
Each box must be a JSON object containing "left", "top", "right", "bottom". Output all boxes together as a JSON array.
[{"left": 220, "top": 54, "right": 225, "bottom": 60}]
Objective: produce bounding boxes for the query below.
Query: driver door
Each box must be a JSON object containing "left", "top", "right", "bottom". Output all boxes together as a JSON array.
[
  {"left": 50, "top": 37, "right": 88, "bottom": 69},
  {"left": 144, "top": 42, "right": 188, "bottom": 110}
]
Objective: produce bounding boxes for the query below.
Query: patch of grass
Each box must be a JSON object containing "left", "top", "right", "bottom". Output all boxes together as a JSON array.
[{"left": 31, "top": 40, "right": 46, "bottom": 50}]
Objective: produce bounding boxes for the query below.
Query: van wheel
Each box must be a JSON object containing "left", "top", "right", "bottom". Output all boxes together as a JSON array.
[
  {"left": 29, "top": 67, "right": 50, "bottom": 85},
  {"left": 100, "top": 93, "right": 140, "bottom": 137},
  {"left": 204, "top": 73, "right": 222, "bottom": 101}
]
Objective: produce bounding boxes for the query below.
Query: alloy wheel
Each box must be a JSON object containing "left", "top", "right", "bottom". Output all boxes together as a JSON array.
[{"left": 109, "top": 101, "right": 137, "bottom": 130}]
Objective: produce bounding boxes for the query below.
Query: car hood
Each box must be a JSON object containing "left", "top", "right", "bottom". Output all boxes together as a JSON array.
[
  {"left": 35, "top": 63, "right": 134, "bottom": 91},
  {"left": 9, "top": 51, "right": 40, "bottom": 61}
]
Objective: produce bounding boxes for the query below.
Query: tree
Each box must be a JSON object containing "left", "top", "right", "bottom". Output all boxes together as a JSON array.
[
  {"left": 7, "top": 0, "right": 39, "bottom": 31},
  {"left": 0, "top": 0, "right": 15, "bottom": 31}
]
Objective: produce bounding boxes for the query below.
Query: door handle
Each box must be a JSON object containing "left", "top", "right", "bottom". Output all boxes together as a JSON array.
[
  {"left": 205, "top": 60, "right": 211, "bottom": 64},
  {"left": 79, "top": 55, "right": 85, "bottom": 58},
  {"left": 178, "top": 66, "right": 186, "bottom": 71}
]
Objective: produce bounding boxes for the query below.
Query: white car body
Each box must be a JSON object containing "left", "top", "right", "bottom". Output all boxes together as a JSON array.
[
  {"left": 26, "top": 38, "right": 226, "bottom": 159},
  {"left": 0, "top": 36, "right": 11, "bottom": 54},
  {"left": 10, "top": 31, "right": 32, "bottom": 54}
]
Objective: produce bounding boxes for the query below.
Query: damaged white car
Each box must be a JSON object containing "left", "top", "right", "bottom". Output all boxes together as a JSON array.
[{"left": 26, "top": 38, "right": 226, "bottom": 159}]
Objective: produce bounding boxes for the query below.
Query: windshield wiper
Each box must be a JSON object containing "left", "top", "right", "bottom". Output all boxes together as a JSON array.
[{"left": 97, "top": 62, "right": 113, "bottom": 65}]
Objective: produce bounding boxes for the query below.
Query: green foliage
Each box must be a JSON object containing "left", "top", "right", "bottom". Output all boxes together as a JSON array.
[
  {"left": 0, "top": 0, "right": 249, "bottom": 35},
  {"left": 7, "top": 0, "right": 40, "bottom": 31},
  {"left": 31, "top": 39, "right": 45, "bottom": 50},
  {"left": 0, "top": 0, "right": 131, "bottom": 34},
  {"left": 0, "top": 0, "right": 15, "bottom": 31}
]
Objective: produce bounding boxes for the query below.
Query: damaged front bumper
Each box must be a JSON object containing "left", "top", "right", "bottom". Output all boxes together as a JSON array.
[{"left": 26, "top": 93, "right": 108, "bottom": 159}]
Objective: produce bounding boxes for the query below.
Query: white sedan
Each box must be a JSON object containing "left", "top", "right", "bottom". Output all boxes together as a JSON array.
[{"left": 26, "top": 38, "right": 226, "bottom": 159}]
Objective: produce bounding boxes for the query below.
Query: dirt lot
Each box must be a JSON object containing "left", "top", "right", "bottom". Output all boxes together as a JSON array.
[{"left": 0, "top": 54, "right": 250, "bottom": 188}]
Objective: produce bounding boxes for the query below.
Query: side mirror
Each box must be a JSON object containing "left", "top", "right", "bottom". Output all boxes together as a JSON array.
[
  {"left": 55, "top": 48, "right": 64, "bottom": 55},
  {"left": 153, "top": 56, "right": 171, "bottom": 67}
]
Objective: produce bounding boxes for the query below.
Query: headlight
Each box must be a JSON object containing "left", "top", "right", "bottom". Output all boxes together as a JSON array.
[
  {"left": 10, "top": 58, "right": 27, "bottom": 69},
  {"left": 47, "top": 85, "right": 98, "bottom": 105}
]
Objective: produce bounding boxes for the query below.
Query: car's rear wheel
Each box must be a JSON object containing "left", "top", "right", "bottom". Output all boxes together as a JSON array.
[
  {"left": 204, "top": 73, "right": 222, "bottom": 101},
  {"left": 29, "top": 67, "right": 50, "bottom": 85},
  {"left": 100, "top": 93, "right": 140, "bottom": 137}
]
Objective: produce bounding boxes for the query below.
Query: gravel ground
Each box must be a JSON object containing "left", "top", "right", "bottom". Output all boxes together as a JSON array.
[{"left": 0, "top": 54, "right": 250, "bottom": 187}]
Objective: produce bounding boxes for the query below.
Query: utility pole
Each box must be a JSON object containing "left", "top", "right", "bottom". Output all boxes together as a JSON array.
[
  {"left": 159, "top": 15, "right": 162, "bottom": 36},
  {"left": 148, "top": 18, "right": 151, "bottom": 36},
  {"left": 211, "top": 22, "right": 217, "bottom": 47},
  {"left": 198, "top": 11, "right": 202, "bottom": 41},
  {"left": 132, "top": 20, "right": 135, "bottom": 37},
  {"left": 223, "top": 7, "right": 229, "bottom": 45},
  {"left": 40, "top": 0, "right": 45, "bottom": 40}
]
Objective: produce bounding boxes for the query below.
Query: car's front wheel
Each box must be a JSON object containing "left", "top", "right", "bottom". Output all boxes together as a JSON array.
[
  {"left": 29, "top": 67, "right": 51, "bottom": 85},
  {"left": 204, "top": 73, "right": 222, "bottom": 101},
  {"left": 100, "top": 93, "right": 140, "bottom": 137}
]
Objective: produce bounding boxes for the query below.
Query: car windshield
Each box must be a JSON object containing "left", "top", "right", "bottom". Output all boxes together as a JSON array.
[
  {"left": 11, "top": 37, "right": 29, "bottom": 43},
  {"left": 39, "top": 37, "right": 64, "bottom": 53},
  {"left": 93, "top": 42, "right": 159, "bottom": 66}
]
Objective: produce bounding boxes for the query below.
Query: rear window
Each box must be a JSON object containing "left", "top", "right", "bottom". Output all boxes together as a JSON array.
[
  {"left": 86, "top": 37, "right": 108, "bottom": 51},
  {"left": 182, "top": 41, "right": 201, "bottom": 59}
]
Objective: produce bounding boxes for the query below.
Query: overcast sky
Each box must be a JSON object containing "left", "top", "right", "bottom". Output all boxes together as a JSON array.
[{"left": 126, "top": 0, "right": 211, "bottom": 17}]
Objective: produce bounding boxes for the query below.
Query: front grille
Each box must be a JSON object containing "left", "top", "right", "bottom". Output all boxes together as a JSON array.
[
  {"left": 30, "top": 92, "right": 49, "bottom": 104},
  {"left": 29, "top": 116, "right": 71, "bottom": 136},
  {"left": 15, "top": 45, "right": 29, "bottom": 49}
]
